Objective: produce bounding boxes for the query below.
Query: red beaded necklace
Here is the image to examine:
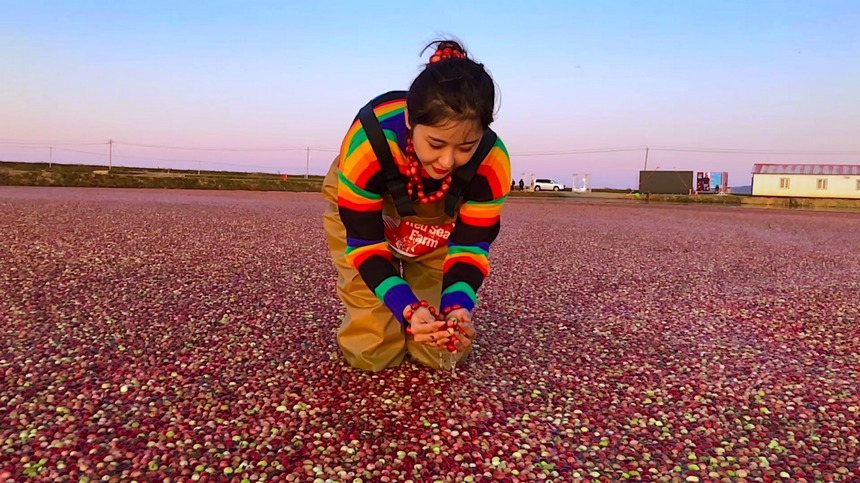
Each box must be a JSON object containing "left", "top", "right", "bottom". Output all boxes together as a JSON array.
[
  {"left": 404, "top": 136, "right": 451, "bottom": 204},
  {"left": 403, "top": 46, "right": 465, "bottom": 204}
]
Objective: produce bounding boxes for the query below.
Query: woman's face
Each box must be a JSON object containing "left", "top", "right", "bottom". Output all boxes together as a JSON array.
[{"left": 407, "top": 114, "right": 484, "bottom": 180}]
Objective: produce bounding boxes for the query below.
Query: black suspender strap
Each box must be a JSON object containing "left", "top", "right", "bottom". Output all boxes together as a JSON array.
[
  {"left": 357, "top": 97, "right": 416, "bottom": 217},
  {"left": 444, "top": 129, "right": 498, "bottom": 217}
]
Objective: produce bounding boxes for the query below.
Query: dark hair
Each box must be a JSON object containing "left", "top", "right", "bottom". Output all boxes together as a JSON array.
[{"left": 406, "top": 39, "right": 496, "bottom": 130}]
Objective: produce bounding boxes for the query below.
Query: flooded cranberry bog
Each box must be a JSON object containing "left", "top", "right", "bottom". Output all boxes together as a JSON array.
[{"left": 1, "top": 187, "right": 858, "bottom": 483}]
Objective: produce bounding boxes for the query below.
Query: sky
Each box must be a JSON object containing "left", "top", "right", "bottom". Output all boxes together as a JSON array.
[{"left": 1, "top": 0, "right": 858, "bottom": 189}]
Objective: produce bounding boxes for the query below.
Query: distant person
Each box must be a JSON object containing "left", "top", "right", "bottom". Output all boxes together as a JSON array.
[
  {"left": 321, "top": 38, "right": 510, "bottom": 371},
  {"left": 519, "top": 178, "right": 525, "bottom": 191},
  {"left": 511, "top": 179, "right": 516, "bottom": 191}
]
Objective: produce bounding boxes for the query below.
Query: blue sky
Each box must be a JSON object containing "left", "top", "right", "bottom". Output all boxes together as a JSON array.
[{"left": 2, "top": 0, "right": 858, "bottom": 188}]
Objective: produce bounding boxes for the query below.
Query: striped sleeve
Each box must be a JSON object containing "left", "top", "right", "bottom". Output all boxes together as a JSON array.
[
  {"left": 336, "top": 102, "right": 419, "bottom": 324},
  {"left": 440, "top": 137, "right": 511, "bottom": 313}
]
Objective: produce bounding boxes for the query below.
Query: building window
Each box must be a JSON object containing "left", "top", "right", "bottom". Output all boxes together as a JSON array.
[
  {"left": 816, "top": 178, "right": 828, "bottom": 190},
  {"left": 779, "top": 178, "right": 790, "bottom": 189}
]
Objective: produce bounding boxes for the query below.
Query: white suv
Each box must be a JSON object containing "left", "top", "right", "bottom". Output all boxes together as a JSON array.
[{"left": 533, "top": 178, "right": 565, "bottom": 191}]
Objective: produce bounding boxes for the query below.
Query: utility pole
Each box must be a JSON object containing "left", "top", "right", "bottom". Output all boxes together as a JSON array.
[
  {"left": 49, "top": 147, "right": 53, "bottom": 169},
  {"left": 197, "top": 160, "right": 201, "bottom": 175},
  {"left": 108, "top": 139, "right": 113, "bottom": 171},
  {"left": 643, "top": 146, "right": 650, "bottom": 171},
  {"left": 305, "top": 147, "right": 310, "bottom": 179}
]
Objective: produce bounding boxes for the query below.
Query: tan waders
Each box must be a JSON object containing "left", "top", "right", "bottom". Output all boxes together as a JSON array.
[{"left": 322, "top": 157, "right": 472, "bottom": 371}]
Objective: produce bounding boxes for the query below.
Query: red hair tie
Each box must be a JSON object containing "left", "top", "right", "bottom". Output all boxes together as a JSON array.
[{"left": 429, "top": 47, "right": 465, "bottom": 64}]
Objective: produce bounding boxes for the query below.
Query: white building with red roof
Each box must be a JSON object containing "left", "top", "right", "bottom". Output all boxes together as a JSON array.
[{"left": 751, "top": 164, "right": 860, "bottom": 199}]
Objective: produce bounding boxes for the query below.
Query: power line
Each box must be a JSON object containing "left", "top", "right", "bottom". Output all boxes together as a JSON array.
[
  {"left": 512, "top": 146, "right": 645, "bottom": 156},
  {"left": 0, "top": 138, "right": 329, "bottom": 152},
  {"left": 0, "top": 139, "right": 108, "bottom": 145},
  {"left": 0, "top": 142, "right": 108, "bottom": 148},
  {"left": 53, "top": 147, "right": 109, "bottom": 157},
  {"left": 204, "top": 160, "right": 306, "bottom": 171},
  {"left": 49, "top": 148, "right": 304, "bottom": 171},
  {"left": 510, "top": 145, "right": 859, "bottom": 157},
  {"left": 647, "top": 145, "right": 860, "bottom": 156},
  {"left": 102, "top": 152, "right": 200, "bottom": 164},
  {"left": 113, "top": 141, "right": 308, "bottom": 152},
  {"left": 0, "top": 144, "right": 57, "bottom": 149},
  {"left": 4, "top": 137, "right": 858, "bottom": 157},
  {"left": 120, "top": 154, "right": 304, "bottom": 171}
]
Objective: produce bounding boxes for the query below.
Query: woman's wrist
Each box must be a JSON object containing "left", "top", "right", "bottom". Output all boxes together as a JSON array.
[
  {"left": 403, "top": 300, "right": 437, "bottom": 334},
  {"left": 441, "top": 304, "right": 462, "bottom": 316}
]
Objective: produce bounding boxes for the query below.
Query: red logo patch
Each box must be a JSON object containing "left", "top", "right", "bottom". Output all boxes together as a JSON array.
[{"left": 383, "top": 216, "right": 454, "bottom": 258}]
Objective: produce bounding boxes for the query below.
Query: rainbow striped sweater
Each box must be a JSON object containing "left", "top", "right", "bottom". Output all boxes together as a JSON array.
[{"left": 337, "top": 92, "right": 511, "bottom": 324}]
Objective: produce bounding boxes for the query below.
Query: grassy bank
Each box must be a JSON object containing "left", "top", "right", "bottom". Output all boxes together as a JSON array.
[
  {"left": 506, "top": 188, "right": 860, "bottom": 211},
  {"left": 0, "top": 161, "right": 324, "bottom": 192},
  {"left": 635, "top": 192, "right": 860, "bottom": 211}
]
